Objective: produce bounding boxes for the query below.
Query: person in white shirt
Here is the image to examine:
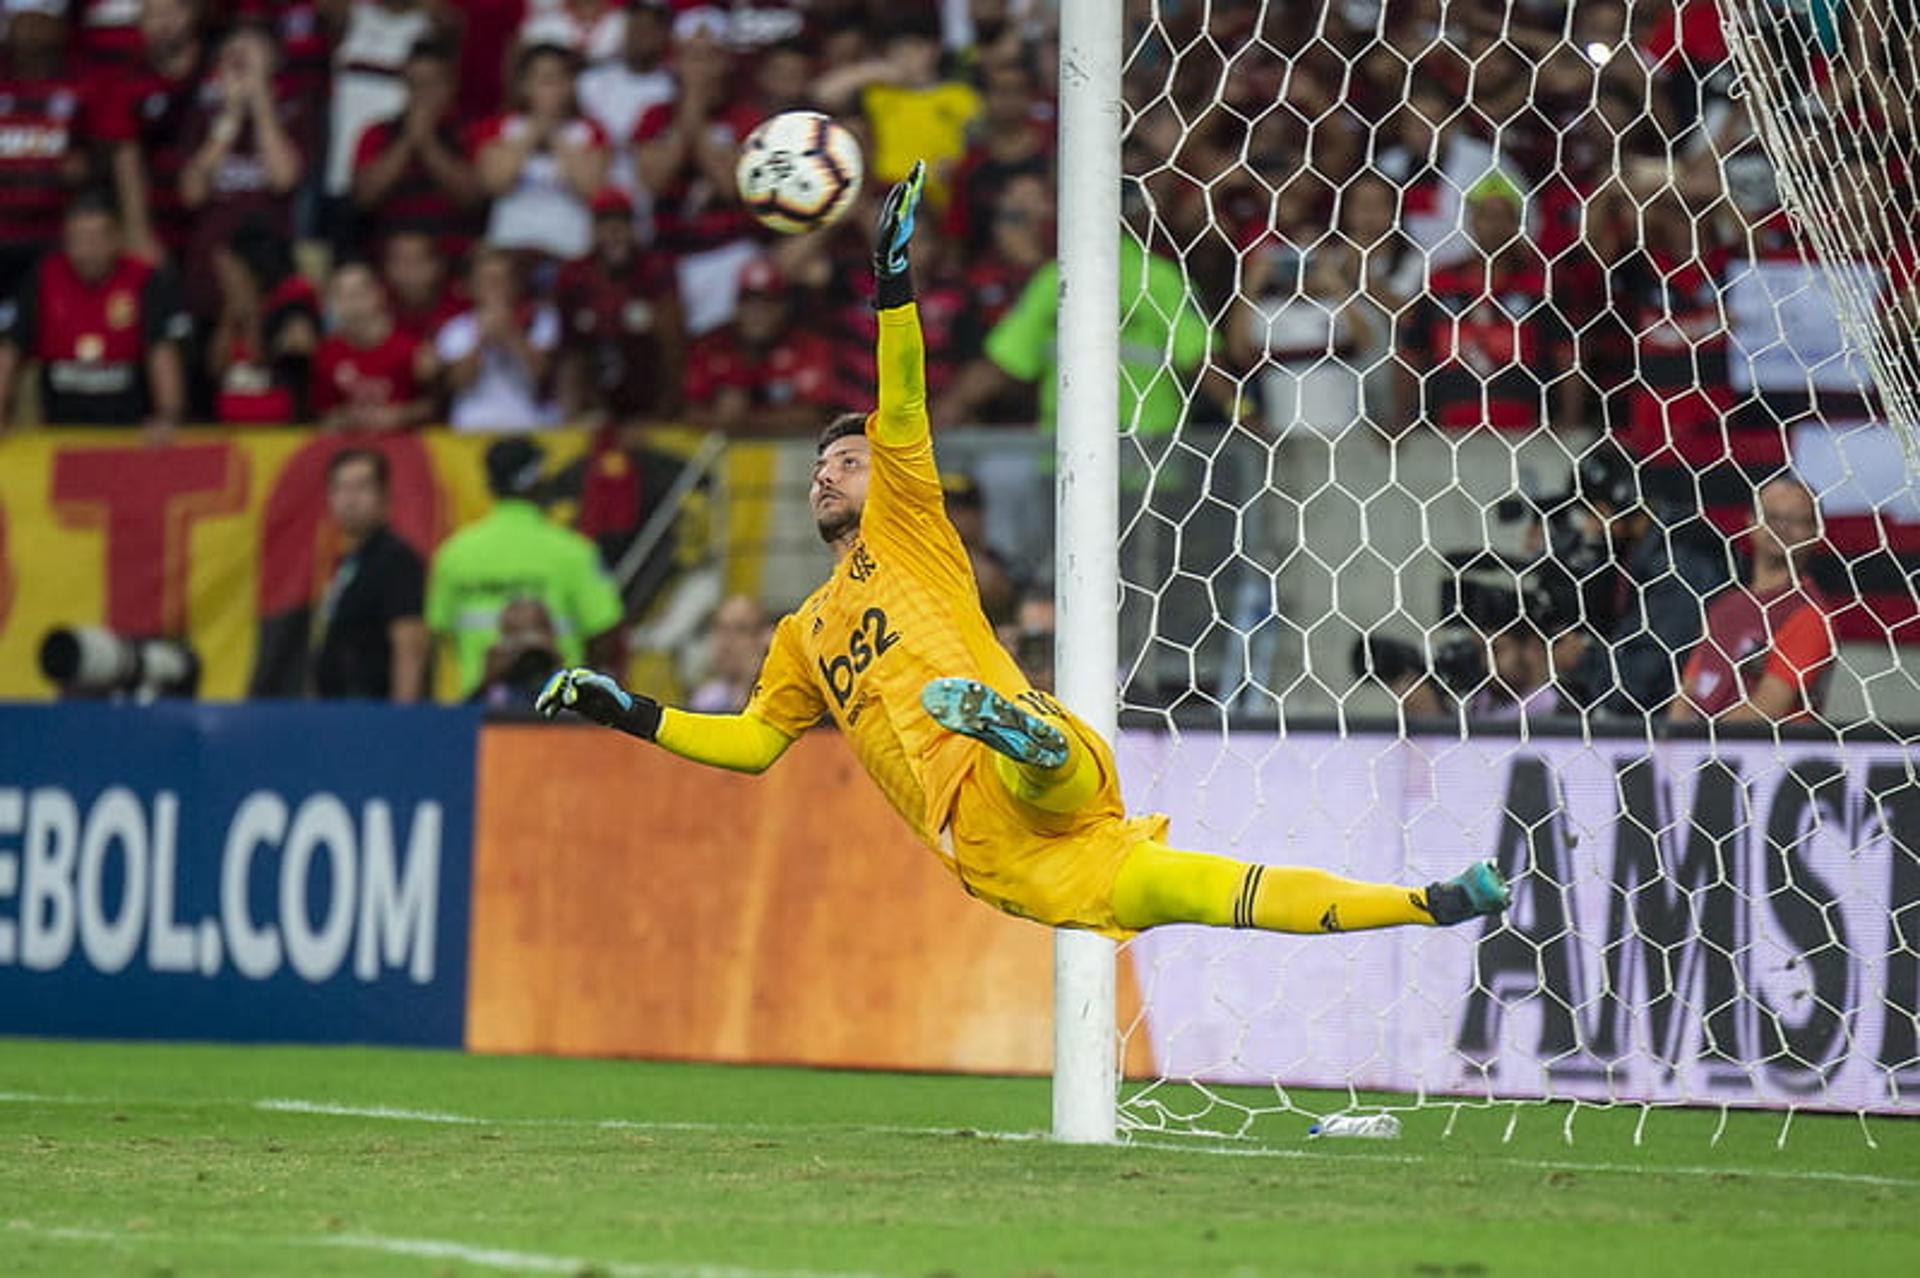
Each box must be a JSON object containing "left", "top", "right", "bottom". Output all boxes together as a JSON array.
[
  {"left": 327, "top": 0, "right": 442, "bottom": 205},
  {"left": 474, "top": 43, "right": 609, "bottom": 261},
  {"left": 433, "top": 248, "right": 562, "bottom": 432},
  {"left": 577, "top": 0, "right": 675, "bottom": 200}
]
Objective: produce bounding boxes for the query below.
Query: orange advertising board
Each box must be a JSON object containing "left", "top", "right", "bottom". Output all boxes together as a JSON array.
[{"left": 469, "top": 725, "right": 1154, "bottom": 1076}]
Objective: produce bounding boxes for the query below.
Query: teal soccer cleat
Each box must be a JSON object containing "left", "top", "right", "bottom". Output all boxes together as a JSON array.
[
  {"left": 1423, "top": 859, "right": 1511, "bottom": 925},
  {"left": 921, "top": 678, "right": 1070, "bottom": 770}
]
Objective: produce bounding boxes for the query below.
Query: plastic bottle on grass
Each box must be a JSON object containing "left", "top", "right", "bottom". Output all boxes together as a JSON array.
[{"left": 1307, "top": 1113, "right": 1402, "bottom": 1140}]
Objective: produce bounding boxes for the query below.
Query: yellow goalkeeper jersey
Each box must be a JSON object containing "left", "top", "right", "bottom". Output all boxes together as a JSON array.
[{"left": 743, "top": 304, "right": 1032, "bottom": 845}]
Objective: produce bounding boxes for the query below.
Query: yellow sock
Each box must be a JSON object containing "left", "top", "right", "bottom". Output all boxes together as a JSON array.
[
  {"left": 1109, "top": 840, "right": 1434, "bottom": 933},
  {"left": 990, "top": 732, "right": 1101, "bottom": 815}
]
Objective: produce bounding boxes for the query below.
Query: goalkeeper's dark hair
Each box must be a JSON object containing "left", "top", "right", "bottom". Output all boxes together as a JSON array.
[{"left": 816, "top": 413, "right": 868, "bottom": 455}]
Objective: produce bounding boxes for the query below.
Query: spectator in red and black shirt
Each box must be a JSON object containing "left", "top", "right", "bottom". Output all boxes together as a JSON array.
[
  {"left": 682, "top": 255, "right": 835, "bottom": 435},
  {"left": 178, "top": 22, "right": 308, "bottom": 317},
  {"left": 0, "top": 194, "right": 189, "bottom": 435},
  {"left": 557, "top": 187, "right": 685, "bottom": 422},
  {"left": 450, "top": 0, "right": 525, "bottom": 120},
  {"left": 1609, "top": 162, "right": 1740, "bottom": 466},
  {"left": 236, "top": 0, "right": 331, "bottom": 156},
  {"left": 381, "top": 228, "right": 463, "bottom": 343},
  {"left": 944, "top": 57, "right": 1052, "bottom": 257},
  {"left": 956, "top": 171, "right": 1050, "bottom": 363},
  {"left": 633, "top": 25, "right": 762, "bottom": 335},
  {"left": 92, "top": 0, "right": 209, "bottom": 265},
  {"left": 0, "top": 7, "right": 84, "bottom": 300},
  {"left": 314, "top": 261, "right": 432, "bottom": 432},
  {"left": 352, "top": 39, "right": 485, "bottom": 260},
  {"left": 1400, "top": 177, "right": 1580, "bottom": 433}
]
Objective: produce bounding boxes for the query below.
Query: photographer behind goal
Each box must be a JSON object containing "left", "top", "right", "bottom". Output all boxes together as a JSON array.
[
  {"left": 1523, "top": 440, "right": 1731, "bottom": 717},
  {"left": 1354, "top": 440, "right": 1730, "bottom": 722},
  {"left": 1352, "top": 553, "right": 1577, "bottom": 722}
]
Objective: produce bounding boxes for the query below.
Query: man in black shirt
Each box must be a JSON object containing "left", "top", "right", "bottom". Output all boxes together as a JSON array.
[{"left": 312, "top": 448, "right": 430, "bottom": 701}]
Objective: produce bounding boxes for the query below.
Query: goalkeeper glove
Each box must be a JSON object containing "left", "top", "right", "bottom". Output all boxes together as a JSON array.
[
  {"left": 872, "top": 159, "right": 926, "bottom": 310},
  {"left": 534, "top": 667, "right": 662, "bottom": 741}
]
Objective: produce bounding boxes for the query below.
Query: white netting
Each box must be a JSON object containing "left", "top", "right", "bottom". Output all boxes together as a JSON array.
[
  {"left": 1105, "top": 0, "right": 1920, "bottom": 1143},
  {"left": 1721, "top": 0, "right": 1920, "bottom": 463}
]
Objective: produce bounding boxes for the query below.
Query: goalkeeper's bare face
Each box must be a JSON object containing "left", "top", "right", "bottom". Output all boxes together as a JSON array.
[{"left": 810, "top": 434, "right": 870, "bottom": 547}]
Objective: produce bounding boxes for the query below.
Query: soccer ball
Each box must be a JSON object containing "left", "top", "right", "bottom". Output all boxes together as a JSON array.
[{"left": 736, "top": 111, "right": 864, "bottom": 235}]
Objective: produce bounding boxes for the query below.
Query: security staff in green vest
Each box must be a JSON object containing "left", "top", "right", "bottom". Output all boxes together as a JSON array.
[{"left": 426, "top": 437, "right": 626, "bottom": 696}]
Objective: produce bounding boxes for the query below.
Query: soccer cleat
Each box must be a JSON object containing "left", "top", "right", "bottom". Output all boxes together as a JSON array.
[
  {"left": 921, "top": 678, "right": 1070, "bottom": 770},
  {"left": 1422, "top": 859, "right": 1511, "bottom": 926}
]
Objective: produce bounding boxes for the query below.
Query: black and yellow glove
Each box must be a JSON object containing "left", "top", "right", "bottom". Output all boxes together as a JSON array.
[
  {"left": 534, "top": 667, "right": 662, "bottom": 741},
  {"left": 872, "top": 159, "right": 926, "bottom": 310}
]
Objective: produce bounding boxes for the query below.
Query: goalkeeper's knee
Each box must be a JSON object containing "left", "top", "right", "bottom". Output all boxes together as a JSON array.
[{"left": 1109, "top": 842, "right": 1243, "bottom": 930}]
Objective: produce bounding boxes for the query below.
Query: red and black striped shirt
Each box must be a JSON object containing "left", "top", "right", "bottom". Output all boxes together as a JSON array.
[
  {"left": 0, "top": 77, "right": 80, "bottom": 253},
  {"left": 72, "top": 0, "right": 145, "bottom": 78},
  {"left": 354, "top": 118, "right": 483, "bottom": 260},
  {"left": 87, "top": 59, "right": 207, "bottom": 257},
  {"left": 239, "top": 0, "right": 332, "bottom": 152},
  {"left": 632, "top": 97, "right": 762, "bottom": 253},
  {"left": 1406, "top": 259, "right": 1564, "bottom": 431},
  {"left": 1617, "top": 246, "right": 1737, "bottom": 462},
  {"left": 556, "top": 249, "right": 682, "bottom": 418}
]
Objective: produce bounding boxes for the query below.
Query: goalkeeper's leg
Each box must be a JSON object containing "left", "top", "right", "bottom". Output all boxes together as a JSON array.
[
  {"left": 1108, "top": 840, "right": 1507, "bottom": 933},
  {"left": 921, "top": 676, "right": 1508, "bottom": 934}
]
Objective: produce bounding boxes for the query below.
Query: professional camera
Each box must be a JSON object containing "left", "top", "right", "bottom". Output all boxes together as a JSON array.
[
  {"left": 1430, "top": 551, "right": 1576, "bottom": 701},
  {"left": 1351, "top": 553, "right": 1574, "bottom": 707},
  {"left": 1350, "top": 631, "right": 1430, "bottom": 689},
  {"left": 39, "top": 627, "right": 201, "bottom": 700}
]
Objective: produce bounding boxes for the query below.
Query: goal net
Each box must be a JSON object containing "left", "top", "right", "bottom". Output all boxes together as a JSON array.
[
  {"left": 1096, "top": 0, "right": 1920, "bottom": 1144},
  {"left": 1721, "top": 0, "right": 1920, "bottom": 462}
]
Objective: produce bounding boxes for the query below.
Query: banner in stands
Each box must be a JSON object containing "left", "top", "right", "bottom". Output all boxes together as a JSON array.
[
  {"left": 0, "top": 428, "right": 591, "bottom": 702},
  {"left": 1120, "top": 732, "right": 1920, "bottom": 1113},
  {"left": 0, "top": 703, "right": 478, "bottom": 1045}
]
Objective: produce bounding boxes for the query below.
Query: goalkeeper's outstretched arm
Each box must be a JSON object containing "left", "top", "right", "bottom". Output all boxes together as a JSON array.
[
  {"left": 534, "top": 669, "right": 794, "bottom": 775},
  {"left": 870, "top": 160, "right": 928, "bottom": 451}
]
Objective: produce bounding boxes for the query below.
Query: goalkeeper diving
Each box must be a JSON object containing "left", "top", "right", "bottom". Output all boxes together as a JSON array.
[{"left": 537, "top": 163, "right": 1510, "bottom": 939}]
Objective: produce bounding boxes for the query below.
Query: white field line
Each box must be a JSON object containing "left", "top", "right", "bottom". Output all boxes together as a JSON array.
[
  {"left": 254, "top": 1096, "right": 1046, "bottom": 1142},
  {"left": 4, "top": 1091, "right": 1911, "bottom": 1190},
  {"left": 5, "top": 1223, "right": 129, "bottom": 1242},
  {"left": 323, "top": 1233, "right": 886, "bottom": 1278},
  {"left": 254, "top": 1098, "right": 492, "bottom": 1124},
  {"left": 4, "top": 1221, "right": 882, "bottom": 1278}
]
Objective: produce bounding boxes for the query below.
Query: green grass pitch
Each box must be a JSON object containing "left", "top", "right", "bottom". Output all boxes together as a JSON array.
[{"left": 1, "top": 1039, "right": 1915, "bottom": 1276}]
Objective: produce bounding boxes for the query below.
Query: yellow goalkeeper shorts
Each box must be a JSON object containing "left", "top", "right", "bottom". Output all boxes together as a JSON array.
[{"left": 938, "top": 704, "right": 1169, "bottom": 939}]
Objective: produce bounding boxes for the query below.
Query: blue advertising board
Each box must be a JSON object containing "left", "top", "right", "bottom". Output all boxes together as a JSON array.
[{"left": 0, "top": 704, "right": 478, "bottom": 1046}]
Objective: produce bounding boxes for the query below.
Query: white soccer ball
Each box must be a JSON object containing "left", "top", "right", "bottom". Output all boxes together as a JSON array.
[{"left": 736, "top": 111, "right": 864, "bottom": 235}]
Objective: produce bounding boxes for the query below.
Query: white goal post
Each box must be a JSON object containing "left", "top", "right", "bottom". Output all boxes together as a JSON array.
[{"left": 1051, "top": 0, "right": 1125, "bottom": 1145}]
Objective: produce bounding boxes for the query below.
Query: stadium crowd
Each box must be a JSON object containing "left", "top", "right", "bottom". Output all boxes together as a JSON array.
[{"left": 0, "top": 0, "right": 1902, "bottom": 724}]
